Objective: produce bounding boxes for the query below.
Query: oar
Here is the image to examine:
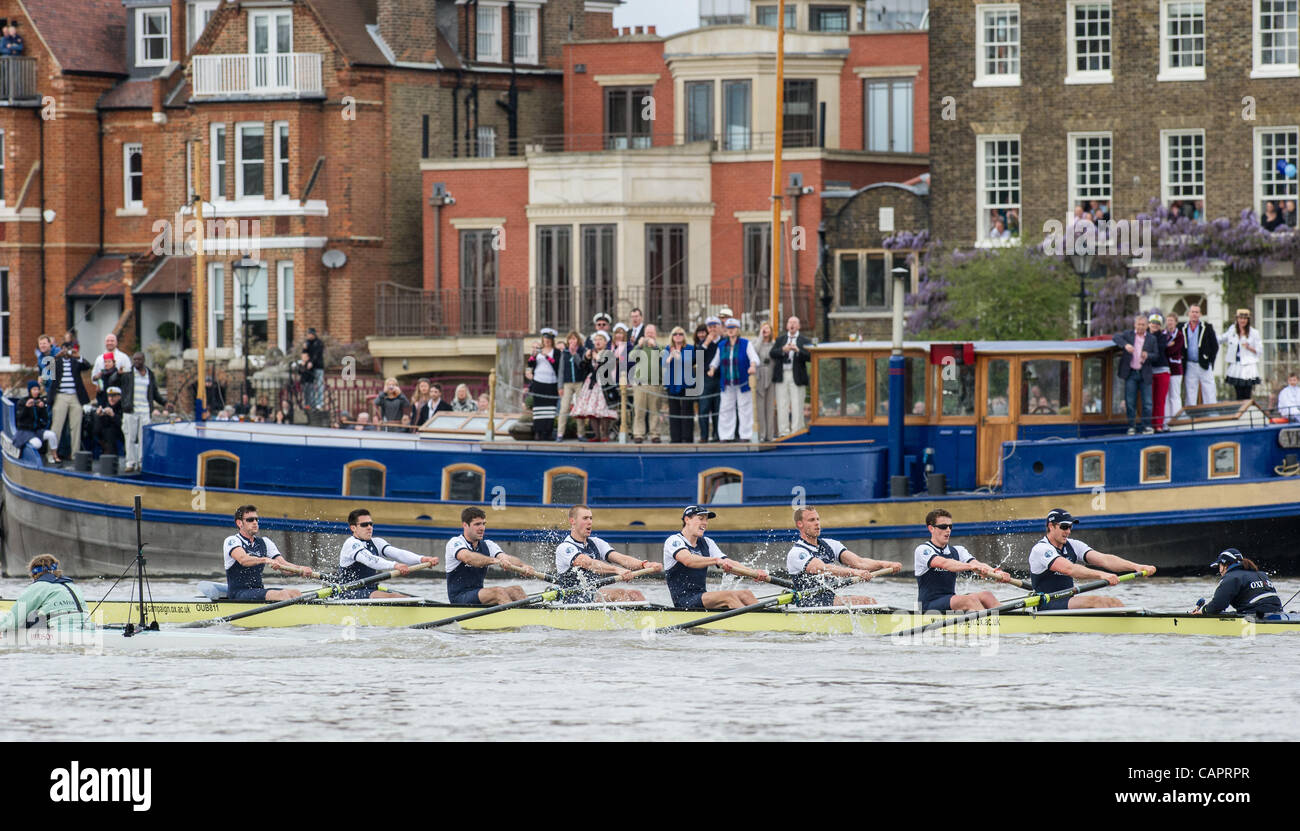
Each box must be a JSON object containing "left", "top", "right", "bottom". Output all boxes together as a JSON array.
[
  {"left": 410, "top": 567, "right": 657, "bottom": 630},
  {"left": 891, "top": 570, "right": 1147, "bottom": 638},
  {"left": 183, "top": 562, "right": 435, "bottom": 628},
  {"left": 270, "top": 562, "right": 409, "bottom": 595},
  {"left": 498, "top": 561, "right": 560, "bottom": 583},
  {"left": 664, "top": 566, "right": 899, "bottom": 633},
  {"left": 715, "top": 562, "right": 900, "bottom": 590}
]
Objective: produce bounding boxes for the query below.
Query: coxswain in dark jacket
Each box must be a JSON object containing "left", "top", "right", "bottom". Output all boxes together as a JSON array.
[{"left": 1197, "top": 549, "right": 1284, "bottom": 618}]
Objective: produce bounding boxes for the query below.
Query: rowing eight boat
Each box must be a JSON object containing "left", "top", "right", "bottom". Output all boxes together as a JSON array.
[{"left": 3, "top": 598, "right": 1295, "bottom": 637}]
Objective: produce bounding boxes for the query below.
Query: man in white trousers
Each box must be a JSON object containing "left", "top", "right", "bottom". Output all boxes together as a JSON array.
[
  {"left": 709, "top": 319, "right": 759, "bottom": 441},
  {"left": 1181, "top": 304, "right": 1219, "bottom": 406},
  {"left": 770, "top": 316, "right": 812, "bottom": 436}
]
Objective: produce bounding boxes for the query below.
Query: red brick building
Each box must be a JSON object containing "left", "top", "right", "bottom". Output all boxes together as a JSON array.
[
  {"left": 0, "top": 0, "right": 610, "bottom": 374},
  {"left": 419, "top": 2, "right": 929, "bottom": 348}
]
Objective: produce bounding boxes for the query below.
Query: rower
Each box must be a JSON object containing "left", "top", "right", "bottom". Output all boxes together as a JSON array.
[
  {"left": 0, "top": 555, "right": 95, "bottom": 633},
  {"left": 1029, "top": 509, "right": 1156, "bottom": 609},
  {"left": 224, "top": 505, "right": 313, "bottom": 602},
  {"left": 555, "top": 505, "right": 662, "bottom": 603},
  {"left": 445, "top": 506, "right": 536, "bottom": 605},
  {"left": 663, "top": 505, "right": 768, "bottom": 610},
  {"left": 915, "top": 509, "right": 1008, "bottom": 612},
  {"left": 338, "top": 508, "right": 439, "bottom": 599},
  {"left": 1193, "top": 549, "right": 1288, "bottom": 619},
  {"left": 786, "top": 507, "right": 900, "bottom": 606}
]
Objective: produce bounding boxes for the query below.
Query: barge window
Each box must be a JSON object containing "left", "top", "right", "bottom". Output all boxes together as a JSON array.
[
  {"left": 343, "top": 460, "right": 386, "bottom": 498},
  {"left": 986, "top": 359, "right": 1010, "bottom": 415},
  {"left": 941, "top": 363, "right": 976, "bottom": 416},
  {"left": 1076, "top": 451, "right": 1104, "bottom": 487},
  {"left": 1141, "top": 446, "right": 1171, "bottom": 484},
  {"left": 1021, "top": 359, "right": 1070, "bottom": 415},
  {"left": 875, "top": 356, "right": 925, "bottom": 416},
  {"left": 699, "top": 468, "right": 742, "bottom": 505},
  {"left": 1110, "top": 362, "right": 1126, "bottom": 416},
  {"left": 442, "top": 464, "right": 485, "bottom": 502},
  {"left": 545, "top": 467, "right": 587, "bottom": 504},
  {"left": 1208, "top": 442, "right": 1239, "bottom": 479},
  {"left": 1082, "top": 356, "right": 1105, "bottom": 414},
  {"left": 197, "top": 450, "right": 239, "bottom": 489},
  {"left": 816, "top": 356, "right": 867, "bottom": 417}
]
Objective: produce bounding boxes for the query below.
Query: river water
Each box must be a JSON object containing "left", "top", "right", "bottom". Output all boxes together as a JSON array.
[{"left": 3, "top": 574, "right": 1297, "bottom": 742}]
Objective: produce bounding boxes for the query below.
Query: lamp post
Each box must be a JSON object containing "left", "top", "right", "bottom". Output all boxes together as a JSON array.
[
  {"left": 1070, "top": 251, "right": 1096, "bottom": 338},
  {"left": 232, "top": 258, "right": 260, "bottom": 403}
]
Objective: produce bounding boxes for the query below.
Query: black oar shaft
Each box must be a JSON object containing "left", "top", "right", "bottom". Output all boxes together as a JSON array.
[
  {"left": 411, "top": 568, "right": 654, "bottom": 630},
  {"left": 657, "top": 592, "right": 796, "bottom": 632},
  {"left": 184, "top": 562, "right": 433, "bottom": 628}
]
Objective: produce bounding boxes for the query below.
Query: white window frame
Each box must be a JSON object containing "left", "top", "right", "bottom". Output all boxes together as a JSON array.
[
  {"left": 209, "top": 123, "right": 227, "bottom": 200},
  {"left": 1158, "top": 0, "right": 1206, "bottom": 81},
  {"left": 0, "top": 268, "right": 9, "bottom": 361},
  {"left": 1253, "top": 0, "right": 1300, "bottom": 78},
  {"left": 235, "top": 122, "right": 265, "bottom": 201},
  {"left": 863, "top": 77, "right": 913, "bottom": 153},
  {"left": 513, "top": 4, "right": 539, "bottom": 64},
  {"left": 1160, "top": 129, "right": 1205, "bottom": 214},
  {"left": 208, "top": 262, "right": 225, "bottom": 349},
  {"left": 1257, "top": 293, "right": 1300, "bottom": 398},
  {"left": 232, "top": 261, "right": 269, "bottom": 354},
  {"left": 123, "top": 143, "right": 144, "bottom": 209},
  {"left": 1065, "top": 1, "right": 1113, "bottom": 85},
  {"left": 976, "top": 134, "right": 1021, "bottom": 246},
  {"left": 276, "top": 260, "right": 295, "bottom": 353},
  {"left": 273, "top": 121, "right": 290, "bottom": 199},
  {"left": 974, "top": 4, "right": 1021, "bottom": 87},
  {"left": 136, "top": 7, "right": 171, "bottom": 68},
  {"left": 835, "top": 249, "right": 896, "bottom": 313},
  {"left": 1254, "top": 125, "right": 1300, "bottom": 216},
  {"left": 187, "top": 1, "right": 219, "bottom": 50},
  {"left": 0, "top": 130, "right": 6, "bottom": 207},
  {"left": 477, "top": 2, "right": 503, "bottom": 63},
  {"left": 1067, "top": 132, "right": 1112, "bottom": 219}
]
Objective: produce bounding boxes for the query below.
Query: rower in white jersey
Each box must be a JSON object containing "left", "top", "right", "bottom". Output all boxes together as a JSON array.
[
  {"left": 663, "top": 505, "right": 772, "bottom": 610},
  {"left": 445, "top": 506, "right": 535, "bottom": 605},
  {"left": 786, "top": 507, "right": 900, "bottom": 606},
  {"left": 554, "top": 505, "right": 661, "bottom": 603},
  {"left": 223, "top": 504, "right": 313, "bottom": 602},
  {"left": 1028, "top": 508, "right": 1156, "bottom": 609},
  {"left": 337, "top": 507, "right": 438, "bottom": 599},
  {"left": 914, "top": 508, "right": 1008, "bottom": 612}
]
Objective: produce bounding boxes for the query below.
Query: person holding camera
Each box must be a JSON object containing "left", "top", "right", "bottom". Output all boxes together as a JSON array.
[
  {"left": 50, "top": 342, "right": 91, "bottom": 458},
  {"left": 13, "top": 380, "right": 58, "bottom": 463},
  {"left": 300, "top": 328, "right": 325, "bottom": 411},
  {"left": 92, "top": 386, "right": 125, "bottom": 456}
]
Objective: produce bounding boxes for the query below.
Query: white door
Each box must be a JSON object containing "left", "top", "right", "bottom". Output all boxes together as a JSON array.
[{"left": 250, "top": 11, "right": 292, "bottom": 91}]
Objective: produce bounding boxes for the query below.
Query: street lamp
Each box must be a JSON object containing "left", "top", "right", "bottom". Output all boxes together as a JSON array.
[
  {"left": 232, "top": 257, "right": 260, "bottom": 403},
  {"left": 1070, "top": 251, "right": 1096, "bottom": 338}
]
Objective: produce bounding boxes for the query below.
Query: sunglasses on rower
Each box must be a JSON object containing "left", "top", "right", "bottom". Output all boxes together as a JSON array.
[
  {"left": 355, "top": 521, "right": 374, "bottom": 527},
  {"left": 932, "top": 524, "right": 953, "bottom": 531}
]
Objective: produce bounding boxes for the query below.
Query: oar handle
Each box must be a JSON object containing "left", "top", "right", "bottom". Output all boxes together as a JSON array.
[
  {"left": 710, "top": 561, "right": 788, "bottom": 586},
  {"left": 270, "top": 562, "right": 325, "bottom": 580}
]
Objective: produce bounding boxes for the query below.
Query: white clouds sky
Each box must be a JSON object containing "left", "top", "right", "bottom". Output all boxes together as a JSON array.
[{"left": 612, "top": 0, "right": 702, "bottom": 35}]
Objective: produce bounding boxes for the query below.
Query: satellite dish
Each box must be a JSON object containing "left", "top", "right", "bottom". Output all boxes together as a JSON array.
[{"left": 321, "top": 249, "right": 347, "bottom": 269}]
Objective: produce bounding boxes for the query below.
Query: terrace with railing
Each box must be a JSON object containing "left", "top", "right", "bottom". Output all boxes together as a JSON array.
[
  {"left": 191, "top": 52, "right": 324, "bottom": 98},
  {"left": 461, "top": 129, "right": 831, "bottom": 158},
  {"left": 0, "top": 56, "right": 38, "bottom": 105}
]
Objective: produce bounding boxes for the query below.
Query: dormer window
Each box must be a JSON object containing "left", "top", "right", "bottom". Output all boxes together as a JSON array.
[
  {"left": 137, "top": 8, "right": 171, "bottom": 67},
  {"left": 187, "top": 1, "right": 219, "bottom": 50}
]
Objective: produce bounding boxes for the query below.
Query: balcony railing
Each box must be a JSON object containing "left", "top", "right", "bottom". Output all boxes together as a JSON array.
[
  {"left": 455, "top": 130, "right": 824, "bottom": 158},
  {"left": 0, "top": 56, "right": 38, "bottom": 104},
  {"left": 376, "top": 281, "right": 816, "bottom": 339},
  {"left": 192, "top": 53, "right": 323, "bottom": 98}
]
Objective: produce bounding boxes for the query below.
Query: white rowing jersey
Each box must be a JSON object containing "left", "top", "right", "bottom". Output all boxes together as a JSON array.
[
  {"left": 555, "top": 534, "right": 614, "bottom": 573},
  {"left": 913, "top": 542, "right": 973, "bottom": 576},
  {"left": 223, "top": 533, "right": 283, "bottom": 571},
  {"left": 444, "top": 534, "right": 503, "bottom": 574},
  {"left": 786, "top": 536, "right": 847, "bottom": 574},
  {"left": 339, "top": 535, "right": 422, "bottom": 571},
  {"left": 1028, "top": 537, "right": 1093, "bottom": 575},
  {"left": 662, "top": 533, "right": 725, "bottom": 571}
]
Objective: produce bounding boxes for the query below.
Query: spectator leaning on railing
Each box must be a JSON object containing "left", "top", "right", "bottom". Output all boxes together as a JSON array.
[
  {"left": 374, "top": 377, "right": 410, "bottom": 431},
  {"left": 0, "top": 21, "right": 25, "bottom": 56}
]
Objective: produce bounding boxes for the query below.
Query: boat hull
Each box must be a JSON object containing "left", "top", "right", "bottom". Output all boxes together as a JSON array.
[{"left": 4, "top": 597, "right": 1294, "bottom": 637}]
